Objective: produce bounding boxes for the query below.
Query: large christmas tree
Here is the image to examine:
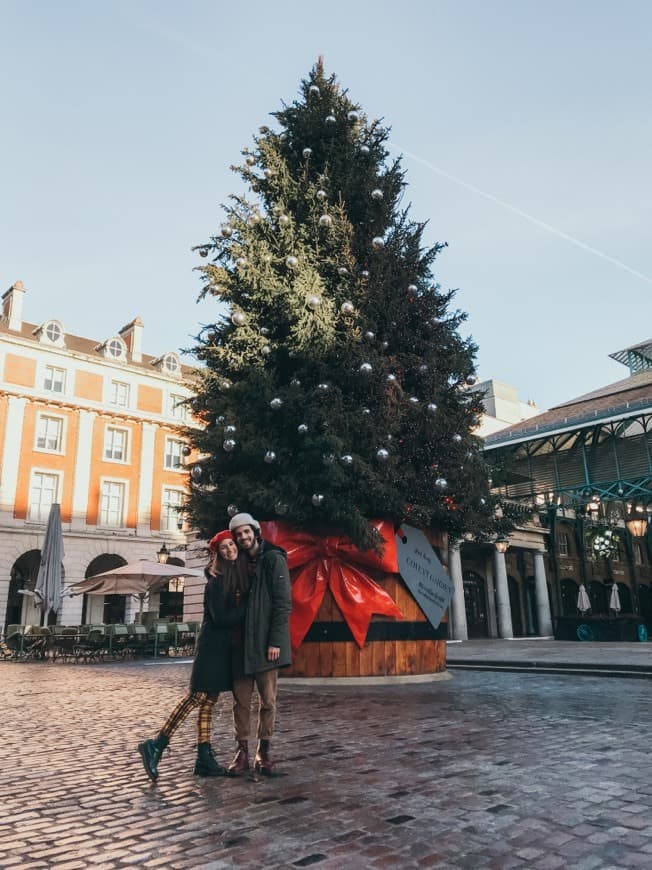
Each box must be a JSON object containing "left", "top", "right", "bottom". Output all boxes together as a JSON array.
[{"left": 186, "top": 61, "right": 508, "bottom": 551}]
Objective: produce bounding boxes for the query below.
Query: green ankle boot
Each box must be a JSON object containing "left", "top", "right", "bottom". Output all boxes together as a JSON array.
[
  {"left": 194, "top": 742, "right": 227, "bottom": 777},
  {"left": 137, "top": 733, "right": 169, "bottom": 782}
]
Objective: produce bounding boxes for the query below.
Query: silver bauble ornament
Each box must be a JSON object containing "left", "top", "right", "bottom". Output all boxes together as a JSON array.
[
  {"left": 386, "top": 434, "right": 393, "bottom": 442},
  {"left": 290, "top": 378, "right": 301, "bottom": 387},
  {"left": 381, "top": 341, "right": 389, "bottom": 350},
  {"left": 347, "top": 110, "right": 360, "bottom": 123},
  {"left": 217, "top": 415, "right": 225, "bottom": 423},
  {"left": 270, "top": 398, "right": 283, "bottom": 410},
  {"left": 306, "top": 295, "right": 321, "bottom": 310},
  {"left": 297, "top": 423, "right": 308, "bottom": 435},
  {"left": 409, "top": 396, "right": 420, "bottom": 405},
  {"left": 182, "top": 444, "right": 192, "bottom": 456},
  {"left": 278, "top": 213, "right": 289, "bottom": 225},
  {"left": 264, "top": 450, "right": 277, "bottom": 464},
  {"left": 275, "top": 501, "right": 289, "bottom": 515},
  {"left": 245, "top": 155, "right": 255, "bottom": 166},
  {"left": 263, "top": 253, "right": 272, "bottom": 264},
  {"left": 249, "top": 211, "right": 261, "bottom": 224},
  {"left": 340, "top": 301, "right": 355, "bottom": 315},
  {"left": 259, "top": 326, "right": 270, "bottom": 336},
  {"left": 371, "top": 188, "right": 384, "bottom": 201},
  {"left": 235, "top": 257, "right": 247, "bottom": 269},
  {"left": 435, "top": 477, "right": 448, "bottom": 491},
  {"left": 317, "top": 382, "right": 330, "bottom": 391},
  {"left": 337, "top": 267, "right": 348, "bottom": 276},
  {"left": 360, "top": 269, "right": 370, "bottom": 279},
  {"left": 362, "top": 407, "right": 371, "bottom": 415},
  {"left": 465, "top": 374, "right": 478, "bottom": 386},
  {"left": 408, "top": 284, "right": 418, "bottom": 293},
  {"left": 199, "top": 247, "right": 209, "bottom": 258},
  {"left": 325, "top": 115, "right": 336, "bottom": 125},
  {"left": 221, "top": 381, "right": 231, "bottom": 390},
  {"left": 360, "top": 144, "right": 370, "bottom": 155},
  {"left": 364, "top": 331, "right": 375, "bottom": 341},
  {"left": 376, "top": 448, "right": 390, "bottom": 462},
  {"left": 302, "top": 147, "right": 313, "bottom": 159},
  {"left": 386, "top": 373, "right": 397, "bottom": 383},
  {"left": 426, "top": 403, "right": 438, "bottom": 415},
  {"left": 223, "top": 424, "right": 237, "bottom": 434},
  {"left": 286, "top": 255, "right": 298, "bottom": 269},
  {"left": 452, "top": 433, "right": 463, "bottom": 443},
  {"left": 316, "top": 189, "right": 327, "bottom": 200},
  {"left": 311, "top": 493, "right": 324, "bottom": 506},
  {"left": 340, "top": 454, "right": 353, "bottom": 466},
  {"left": 359, "top": 362, "right": 373, "bottom": 375},
  {"left": 309, "top": 84, "right": 320, "bottom": 97},
  {"left": 190, "top": 465, "right": 203, "bottom": 481},
  {"left": 221, "top": 225, "right": 233, "bottom": 238},
  {"left": 227, "top": 503, "right": 239, "bottom": 516},
  {"left": 231, "top": 311, "right": 246, "bottom": 327},
  {"left": 318, "top": 214, "right": 333, "bottom": 228},
  {"left": 262, "top": 345, "right": 271, "bottom": 355},
  {"left": 372, "top": 236, "right": 385, "bottom": 250},
  {"left": 418, "top": 364, "right": 429, "bottom": 373},
  {"left": 263, "top": 168, "right": 273, "bottom": 179},
  {"left": 480, "top": 498, "right": 487, "bottom": 506},
  {"left": 223, "top": 439, "right": 236, "bottom": 452}
]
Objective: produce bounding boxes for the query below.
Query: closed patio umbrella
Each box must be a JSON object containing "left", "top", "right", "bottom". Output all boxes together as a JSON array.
[
  {"left": 576, "top": 583, "right": 591, "bottom": 614},
  {"left": 609, "top": 582, "right": 621, "bottom": 614},
  {"left": 34, "top": 503, "right": 65, "bottom": 625}
]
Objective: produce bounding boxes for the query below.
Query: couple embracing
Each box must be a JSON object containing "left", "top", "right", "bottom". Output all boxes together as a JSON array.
[{"left": 138, "top": 512, "right": 292, "bottom": 781}]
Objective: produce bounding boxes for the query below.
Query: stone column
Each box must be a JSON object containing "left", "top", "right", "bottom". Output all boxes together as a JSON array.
[
  {"left": 533, "top": 550, "right": 554, "bottom": 637},
  {"left": 449, "top": 542, "right": 468, "bottom": 641},
  {"left": 485, "top": 554, "right": 498, "bottom": 637},
  {"left": 137, "top": 423, "right": 157, "bottom": 535},
  {"left": 494, "top": 550, "right": 513, "bottom": 639},
  {"left": 71, "top": 410, "right": 96, "bottom": 531}
]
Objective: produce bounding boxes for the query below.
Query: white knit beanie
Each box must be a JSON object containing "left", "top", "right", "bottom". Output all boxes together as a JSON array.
[{"left": 228, "top": 512, "right": 261, "bottom": 532}]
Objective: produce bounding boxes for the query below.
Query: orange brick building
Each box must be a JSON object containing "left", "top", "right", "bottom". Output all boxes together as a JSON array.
[{"left": 0, "top": 281, "right": 196, "bottom": 629}]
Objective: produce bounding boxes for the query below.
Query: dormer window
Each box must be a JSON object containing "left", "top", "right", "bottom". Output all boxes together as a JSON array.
[
  {"left": 34, "top": 319, "right": 65, "bottom": 347},
  {"left": 152, "top": 352, "right": 181, "bottom": 377},
  {"left": 98, "top": 336, "right": 127, "bottom": 361}
]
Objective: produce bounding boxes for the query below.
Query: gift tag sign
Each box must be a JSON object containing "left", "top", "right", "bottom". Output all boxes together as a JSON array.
[{"left": 395, "top": 524, "right": 454, "bottom": 629}]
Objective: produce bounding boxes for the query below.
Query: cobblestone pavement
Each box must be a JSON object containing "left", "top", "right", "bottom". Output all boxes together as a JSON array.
[{"left": 3, "top": 660, "right": 652, "bottom": 870}]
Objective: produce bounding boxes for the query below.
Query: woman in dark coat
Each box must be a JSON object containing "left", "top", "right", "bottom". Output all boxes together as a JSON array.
[{"left": 137, "top": 530, "right": 248, "bottom": 781}]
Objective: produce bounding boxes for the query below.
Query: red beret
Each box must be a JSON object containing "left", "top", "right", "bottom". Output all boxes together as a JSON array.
[{"left": 209, "top": 530, "right": 234, "bottom": 553}]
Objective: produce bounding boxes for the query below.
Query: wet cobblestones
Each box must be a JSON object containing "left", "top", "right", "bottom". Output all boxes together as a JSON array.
[{"left": 2, "top": 660, "right": 652, "bottom": 868}]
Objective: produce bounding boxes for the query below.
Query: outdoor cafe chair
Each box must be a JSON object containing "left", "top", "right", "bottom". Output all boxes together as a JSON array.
[
  {"left": 50, "top": 626, "right": 80, "bottom": 663},
  {"left": 127, "top": 623, "right": 149, "bottom": 657},
  {"left": 106, "top": 624, "right": 130, "bottom": 659}
]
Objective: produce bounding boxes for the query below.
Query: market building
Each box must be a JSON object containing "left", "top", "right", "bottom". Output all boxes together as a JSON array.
[
  {"left": 450, "top": 340, "right": 652, "bottom": 640},
  {"left": 0, "top": 281, "right": 195, "bottom": 630}
]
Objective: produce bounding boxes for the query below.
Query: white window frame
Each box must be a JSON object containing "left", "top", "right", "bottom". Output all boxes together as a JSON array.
[
  {"left": 163, "top": 353, "right": 180, "bottom": 375},
  {"left": 558, "top": 533, "right": 569, "bottom": 557},
  {"left": 161, "top": 487, "right": 185, "bottom": 531},
  {"left": 103, "top": 337, "right": 127, "bottom": 361},
  {"left": 43, "top": 364, "right": 67, "bottom": 394},
  {"left": 164, "top": 438, "right": 186, "bottom": 471},
  {"left": 103, "top": 426, "right": 129, "bottom": 463},
  {"left": 167, "top": 392, "right": 187, "bottom": 421},
  {"left": 37, "top": 319, "right": 65, "bottom": 347},
  {"left": 28, "top": 470, "right": 61, "bottom": 523},
  {"left": 109, "top": 379, "right": 131, "bottom": 408},
  {"left": 99, "top": 478, "right": 128, "bottom": 528},
  {"left": 35, "top": 414, "right": 65, "bottom": 453}
]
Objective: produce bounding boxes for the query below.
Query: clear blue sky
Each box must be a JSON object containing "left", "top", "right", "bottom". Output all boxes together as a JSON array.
[{"left": 3, "top": 0, "right": 651, "bottom": 410}]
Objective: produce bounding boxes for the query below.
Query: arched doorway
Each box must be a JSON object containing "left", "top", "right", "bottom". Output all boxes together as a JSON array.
[
  {"left": 589, "top": 581, "right": 608, "bottom": 615},
  {"left": 159, "top": 556, "right": 185, "bottom": 622},
  {"left": 508, "top": 576, "right": 524, "bottom": 637},
  {"left": 82, "top": 554, "right": 127, "bottom": 624},
  {"left": 560, "top": 578, "right": 579, "bottom": 616},
  {"left": 5, "top": 551, "right": 42, "bottom": 629},
  {"left": 639, "top": 585, "right": 652, "bottom": 628},
  {"left": 463, "top": 570, "right": 488, "bottom": 638}
]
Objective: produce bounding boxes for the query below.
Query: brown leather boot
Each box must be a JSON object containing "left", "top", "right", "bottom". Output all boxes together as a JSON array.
[
  {"left": 227, "top": 740, "right": 249, "bottom": 776},
  {"left": 254, "top": 739, "right": 273, "bottom": 775}
]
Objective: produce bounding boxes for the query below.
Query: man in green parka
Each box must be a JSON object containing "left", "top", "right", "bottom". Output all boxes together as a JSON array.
[{"left": 226, "top": 512, "right": 292, "bottom": 776}]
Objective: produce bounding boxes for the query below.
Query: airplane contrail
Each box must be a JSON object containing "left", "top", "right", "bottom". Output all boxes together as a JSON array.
[{"left": 390, "top": 142, "right": 652, "bottom": 285}]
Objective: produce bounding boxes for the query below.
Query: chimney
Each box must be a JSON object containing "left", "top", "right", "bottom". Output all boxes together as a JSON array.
[
  {"left": 119, "top": 316, "right": 144, "bottom": 363},
  {"left": 2, "top": 281, "right": 26, "bottom": 331}
]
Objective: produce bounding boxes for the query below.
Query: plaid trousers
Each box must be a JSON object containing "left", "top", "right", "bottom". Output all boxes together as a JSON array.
[{"left": 160, "top": 691, "right": 220, "bottom": 743}]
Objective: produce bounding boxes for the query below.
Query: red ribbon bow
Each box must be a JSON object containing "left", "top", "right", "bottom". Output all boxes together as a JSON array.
[{"left": 261, "top": 520, "right": 403, "bottom": 649}]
